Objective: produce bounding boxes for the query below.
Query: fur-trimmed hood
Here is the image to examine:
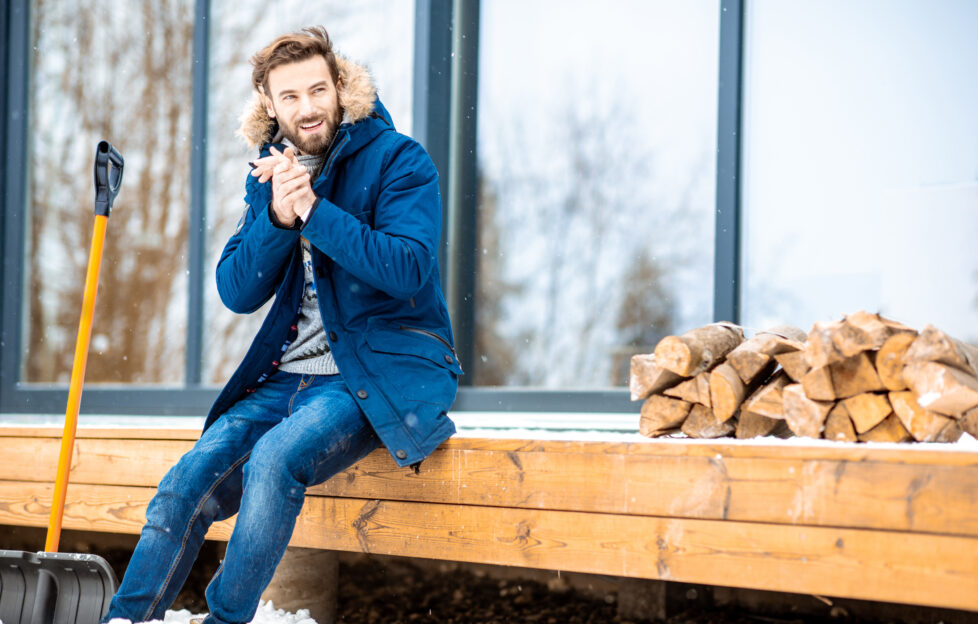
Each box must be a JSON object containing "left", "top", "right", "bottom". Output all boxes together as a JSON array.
[{"left": 237, "top": 55, "right": 378, "bottom": 150}]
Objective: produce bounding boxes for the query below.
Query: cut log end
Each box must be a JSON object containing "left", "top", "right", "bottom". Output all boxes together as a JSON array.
[
  {"left": 640, "top": 395, "right": 693, "bottom": 438},
  {"left": 682, "top": 404, "right": 735, "bottom": 439},
  {"left": 782, "top": 384, "right": 832, "bottom": 438},
  {"left": 858, "top": 414, "right": 912, "bottom": 443},
  {"left": 629, "top": 353, "right": 683, "bottom": 401}
]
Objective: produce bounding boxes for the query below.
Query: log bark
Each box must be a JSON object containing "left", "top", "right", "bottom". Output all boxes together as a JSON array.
[
  {"left": 775, "top": 350, "right": 811, "bottom": 382},
  {"left": 876, "top": 333, "right": 916, "bottom": 391},
  {"left": 904, "top": 324, "right": 978, "bottom": 379},
  {"left": 630, "top": 354, "right": 683, "bottom": 401},
  {"left": 858, "top": 414, "right": 912, "bottom": 443},
  {"left": 725, "top": 325, "right": 806, "bottom": 384},
  {"left": 736, "top": 411, "right": 790, "bottom": 439},
  {"left": 710, "top": 363, "right": 749, "bottom": 423},
  {"left": 741, "top": 371, "right": 790, "bottom": 419},
  {"left": 653, "top": 322, "right": 744, "bottom": 377},
  {"left": 782, "top": 384, "right": 832, "bottom": 438},
  {"left": 838, "top": 310, "right": 916, "bottom": 356},
  {"left": 824, "top": 403, "right": 858, "bottom": 442},
  {"left": 902, "top": 361, "right": 978, "bottom": 417},
  {"left": 806, "top": 320, "right": 847, "bottom": 368},
  {"left": 640, "top": 395, "right": 692, "bottom": 437},
  {"left": 959, "top": 407, "right": 978, "bottom": 440},
  {"left": 935, "top": 419, "right": 964, "bottom": 443},
  {"left": 888, "top": 391, "right": 953, "bottom": 443},
  {"left": 840, "top": 393, "right": 893, "bottom": 434},
  {"left": 681, "top": 404, "right": 735, "bottom": 439},
  {"left": 663, "top": 371, "right": 711, "bottom": 407}
]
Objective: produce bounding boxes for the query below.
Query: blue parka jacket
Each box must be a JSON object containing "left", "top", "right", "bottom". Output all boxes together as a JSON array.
[{"left": 207, "top": 57, "right": 460, "bottom": 467}]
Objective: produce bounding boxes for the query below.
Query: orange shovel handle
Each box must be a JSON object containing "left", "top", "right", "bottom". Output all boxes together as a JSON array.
[{"left": 45, "top": 214, "right": 108, "bottom": 553}]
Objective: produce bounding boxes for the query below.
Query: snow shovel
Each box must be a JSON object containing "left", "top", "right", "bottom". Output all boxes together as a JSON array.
[{"left": 0, "top": 141, "right": 124, "bottom": 624}]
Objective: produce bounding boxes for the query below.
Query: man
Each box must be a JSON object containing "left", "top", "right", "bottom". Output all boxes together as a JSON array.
[{"left": 103, "top": 26, "right": 461, "bottom": 624}]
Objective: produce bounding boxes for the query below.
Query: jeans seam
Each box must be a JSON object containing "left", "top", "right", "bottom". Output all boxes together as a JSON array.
[
  {"left": 289, "top": 375, "right": 309, "bottom": 416},
  {"left": 142, "top": 451, "right": 251, "bottom": 621}
]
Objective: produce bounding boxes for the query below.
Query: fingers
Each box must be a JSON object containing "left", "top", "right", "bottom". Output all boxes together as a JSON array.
[
  {"left": 252, "top": 150, "right": 303, "bottom": 184},
  {"left": 273, "top": 170, "right": 311, "bottom": 200},
  {"left": 281, "top": 146, "right": 300, "bottom": 165}
]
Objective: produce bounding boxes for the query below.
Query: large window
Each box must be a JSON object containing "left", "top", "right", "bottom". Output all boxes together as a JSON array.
[
  {"left": 203, "top": 1, "right": 415, "bottom": 384},
  {"left": 741, "top": 0, "right": 978, "bottom": 341},
  {"left": 6, "top": 2, "right": 975, "bottom": 418},
  {"left": 23, "top": 0, "right": 194, "bottom": 385},
  {"left": 473, "top": 0, "right": 719, "bottom": 388}
]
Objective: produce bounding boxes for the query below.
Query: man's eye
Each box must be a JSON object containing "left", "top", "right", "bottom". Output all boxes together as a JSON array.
[{"left": 283, "top": 95, "right": 295, "bottom": 102}]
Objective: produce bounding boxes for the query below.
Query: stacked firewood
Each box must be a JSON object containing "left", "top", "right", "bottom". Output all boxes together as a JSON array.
[{"left": 630, "top": 311, "right": 978, "bottom": 443}]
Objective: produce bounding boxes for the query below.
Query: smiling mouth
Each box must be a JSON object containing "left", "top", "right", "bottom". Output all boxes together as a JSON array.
[{"left": 299, "top": 120, "right": 324, "bottom": 132}]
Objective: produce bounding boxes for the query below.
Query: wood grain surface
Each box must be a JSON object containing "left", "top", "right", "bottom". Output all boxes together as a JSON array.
[{"left": 1, "top": 480, "right": 976, "bottom": 611}]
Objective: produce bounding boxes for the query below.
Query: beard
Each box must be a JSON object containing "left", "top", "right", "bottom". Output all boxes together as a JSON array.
[{"left": 278, "top": 106, "right": 343, "bottom": 155}]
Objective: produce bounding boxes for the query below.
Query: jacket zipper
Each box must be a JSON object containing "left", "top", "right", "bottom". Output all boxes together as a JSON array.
[{"left": 398, "top": 325, "right": 456, "bottom": 354}]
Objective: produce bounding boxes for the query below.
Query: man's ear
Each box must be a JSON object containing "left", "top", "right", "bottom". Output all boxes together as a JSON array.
[{"left": 261, "top": 88, "right": 276, "bottom": 119}]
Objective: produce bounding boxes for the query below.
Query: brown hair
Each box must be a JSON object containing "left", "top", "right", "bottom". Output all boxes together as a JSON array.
[{"left": 250, "top": 26, "right": 340, "bottom": 95}]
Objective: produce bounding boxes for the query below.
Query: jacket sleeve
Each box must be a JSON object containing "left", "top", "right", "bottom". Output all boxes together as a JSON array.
[
  {"left": 215, "top": 173, "right": 301, "bottom": 314},
  {"left": 300, "top": 138, "right": 441, "bottom": 300}
]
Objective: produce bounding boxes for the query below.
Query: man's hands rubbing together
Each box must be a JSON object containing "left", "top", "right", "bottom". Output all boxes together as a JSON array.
[{"left": 252, "top": 146, "right": 317, "bottom": 227}]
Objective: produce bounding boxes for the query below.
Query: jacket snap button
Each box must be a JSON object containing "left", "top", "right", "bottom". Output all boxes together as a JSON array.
[
  {"left": 396, "top": 449, "right": 407, "bottom": 460},
  {"left": 444, "top": 354, "right": 453, "bottom": 364},
  {"left": 329, "top": 331, "right": 338, "bottom": 341},
  {"left": 356, "top": 389, "right": 368, "bottom": 399}
]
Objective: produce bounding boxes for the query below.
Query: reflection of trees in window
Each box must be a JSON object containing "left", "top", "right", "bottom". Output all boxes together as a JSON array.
[
  {"left": 202, "top": 3, "right": 401, "bottom": 384},
  {"left": 26, "top": 0, "right": 193, "bottom": 383},
  {"left": 475, "top": 97, "right": 710, "bottom": 387}
]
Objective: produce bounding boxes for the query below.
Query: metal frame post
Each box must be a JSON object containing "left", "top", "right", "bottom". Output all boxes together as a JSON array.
[
  {"left": 446, "top": 0, "right": 479, "bottom": 381},
  {"left": 714, "top": 0, "right": 745, "bottom": 324},
  {"left": 185, "top": 0, "right": 209, "bottom": 386}
]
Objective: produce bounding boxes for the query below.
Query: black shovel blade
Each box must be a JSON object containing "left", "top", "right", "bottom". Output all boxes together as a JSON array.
[{"left": 0, "top": 550, "right": 117, "bottom": 624}]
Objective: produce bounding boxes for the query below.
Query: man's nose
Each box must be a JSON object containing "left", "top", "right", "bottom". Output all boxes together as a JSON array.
[{"left": 298, "top": 95, "right": 315, "bottom": 117}]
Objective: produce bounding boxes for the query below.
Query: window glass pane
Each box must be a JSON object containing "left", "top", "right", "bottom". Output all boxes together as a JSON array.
[
  {"left": 742, "top": 1, "right": 978, "bottom": 342},
  {"left": 203, "top": 2, "right": 415, "bottom": 383},
  {"left": 25, "top": 0, "right": 192, "bottom": 384},
  {"left": 474, "top": 0, "right": 719, "bottom": 388}
]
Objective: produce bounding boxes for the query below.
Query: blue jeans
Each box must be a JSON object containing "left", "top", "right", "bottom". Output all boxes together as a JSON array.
[{"left": 102, "top": 372, "right": 381, "bottom": 624}]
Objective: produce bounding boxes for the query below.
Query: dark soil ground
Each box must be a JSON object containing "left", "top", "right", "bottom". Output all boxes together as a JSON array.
[
  {"left": 332, "top": 554, "right": 760, "bottom": 624},
  {"left": 5, "top": 528, "right": 973, "bottom": 624}
]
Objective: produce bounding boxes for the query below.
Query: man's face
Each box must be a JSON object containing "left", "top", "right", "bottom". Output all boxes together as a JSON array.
[{"left": 264, "top": 55, "right": 342, "bottom": 155}]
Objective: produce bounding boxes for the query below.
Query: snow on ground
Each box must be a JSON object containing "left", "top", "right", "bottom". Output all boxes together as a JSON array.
[{"left": 105, "top": 601, "right": 317, "bottom": 624}]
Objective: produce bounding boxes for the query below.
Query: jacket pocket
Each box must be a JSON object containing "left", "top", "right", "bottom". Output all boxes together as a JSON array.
[{"left": 364, "top": 325, "right": 462, "bottom": 408}]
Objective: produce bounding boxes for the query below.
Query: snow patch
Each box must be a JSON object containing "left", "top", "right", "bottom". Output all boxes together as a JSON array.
[{"left": 105, "top": 601, "right": 317, "bottom": 624}]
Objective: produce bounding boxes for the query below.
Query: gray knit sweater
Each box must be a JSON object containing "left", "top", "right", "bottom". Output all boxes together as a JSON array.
[{"left": 278, "top": 150, "right": 339, "bottom": 376}]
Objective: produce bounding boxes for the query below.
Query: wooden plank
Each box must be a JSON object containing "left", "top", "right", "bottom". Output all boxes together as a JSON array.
[
  {"left": 5, "top": 433, "right": 978, "bottom": 537},
  {"left": 0, "top": 426, "right": 203, "bottom": 440},
  {"left": 2, "top": 481, "right": 977, "bottom": 611},
  {"left": 4, "top": 425, "right": 978, "bottom": 466}
]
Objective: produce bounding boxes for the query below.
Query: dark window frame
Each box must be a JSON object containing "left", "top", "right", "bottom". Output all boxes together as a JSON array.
[{"left": 0, "top": 0, "right": 743, "bottom": 417}]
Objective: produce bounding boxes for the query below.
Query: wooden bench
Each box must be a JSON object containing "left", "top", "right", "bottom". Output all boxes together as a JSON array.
[{"left": 1, "top": 424, "right": 977, "bottom": 612}]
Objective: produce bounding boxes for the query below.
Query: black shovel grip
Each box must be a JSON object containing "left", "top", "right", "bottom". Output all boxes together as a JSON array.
[{"left": 94, "top": 140, "right": 124, "bottom": 217}]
